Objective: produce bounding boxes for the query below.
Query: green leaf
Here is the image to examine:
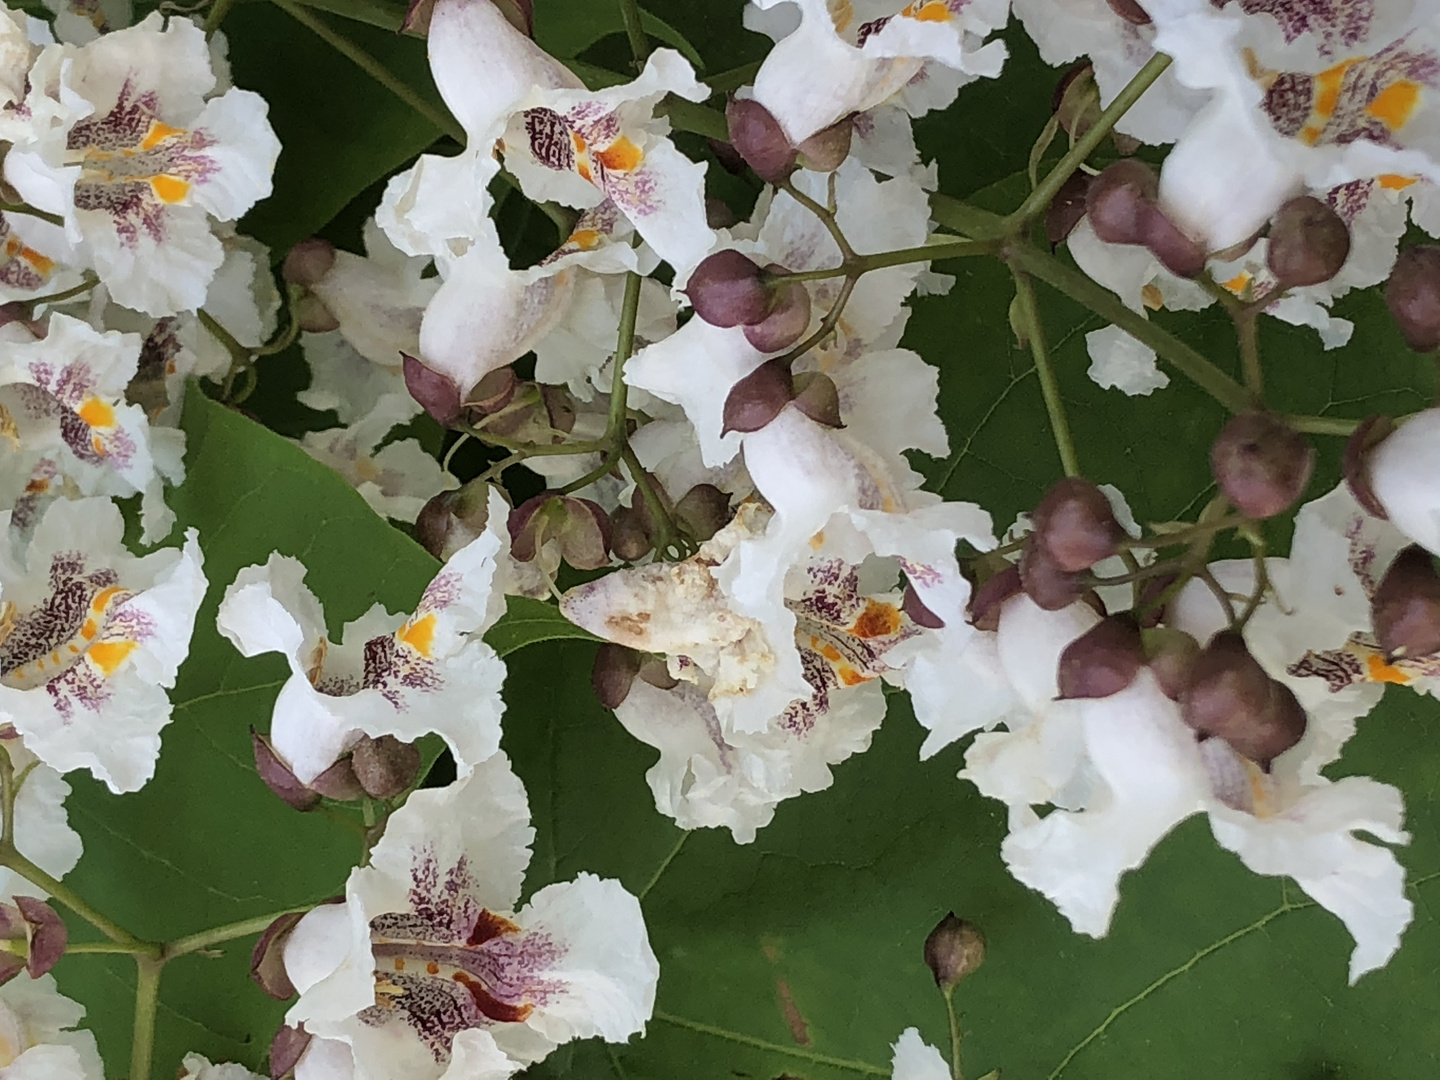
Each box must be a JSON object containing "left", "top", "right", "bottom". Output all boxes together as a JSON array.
[
  {"left": 534, "top": 4, "right": 706, "bottom": 68},
  {"left": 487, "top": 596, "right": 601, "bottom": 659}
]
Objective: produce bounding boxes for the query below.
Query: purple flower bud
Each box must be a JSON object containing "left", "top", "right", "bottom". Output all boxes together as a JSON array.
[
  {"left": 402, "top": 353, "right": 463, "bottom": 427},
  {"left": 13, "top": 897, "right": 65, "bottom": 979},
  {"left": 1180, "top": 630, "right": 1305, "bottom": 767},
  {"left": 639, "top": 658, "right": 680, "bottom": 690},
  {"left": 725, "top": 97, "right": 797, "bottom": 183},
  {"left": 1142, "top": 207, "right": 1208, "bottom": 278},
  {"left": 270, "top": 1024, "right": 312, "bottom": 1080},
  {"left": 1266, "top": 195, "right": 1351, "bottom": 288},
  {"left": 791, "top": 370, "right": 843, "bottom": 429},
  {"left": 610, "top": 504, "right": 655, "bottom": 562},
  {"left": 252, "top": 729, "right": 320, "bottom": 812},
  {"left": 903, "top": 582, "right": 945, "bottom": 629},
  {"left": 687, "top": 251, "right": 771, "bottom": 328},
  {"left": 1210, "top": 412, "right": 1315, "bottom": 519},
  {"left": 592, "top": 643, "right": 643, "bottom": 709},
  {"left": 1105, "top": 0, "right": 1151, "bottom": 24},
  {"left": 1342, "top": 415, "right": 1396, "bottom": 520},
  {"left": 1047, "top": 171, "right": 1092, "bottom": 246},
  {"left": 468, "top": 366, "right": 519, "bottom": 415},
  {"left": 1032, "top": 477, "right": 1125, "bottom": 573},
  {"left": 796, "top": 116, "right": 853, "bottom": 172},
  {"left": 350, "top": 735, "right": 422, "bottom": 800},
  {"left": 414, "top": 485, "right": 492, "bottom": 562},
  {"left": 923, "top": 912, "right": 985, "bottom": 991},
  {"left": 1372, "top": 546, "right": 1440, "bottom": 662},
  {"left": 1056, "top": 614, "right": 1144, "bottom": 699},
  {"left": 308, "top": 756, "right": 365, "bottom": 802},
  {"left": 706, "top": 196, "right": 739, "bottom": 229},
  {"left": 281, "top": 238, "right": 335, "bottom": 287},
  {"left": 967, "top": 563, "right": 1022, "bottom": 630},
  {"left": 744, "top": 278, "right": 812, "bottom": 353},
  {"left": 251, "top": 910, "right": 307, "bottom": 1000},
  {"left": 1085, "top": 159, "right": 1158, "bottom": 247},
  {"left": 1019, "top": 535, "right": 1085, "bottom": 611},
  {"left": 722, "top": 358, "right": 794, "bottom": 435},
  {"left": 542, "top": 383, "right": 578, "bottom": 435},
  {"left": 674, "top": 483, "right": 732, "bottom": 542},
  {"left": 508, "top": 494, "right": 612, "bottom": 570},
  {"left": 1385, "top": 244, "right": 1440, "bottom": 352}
]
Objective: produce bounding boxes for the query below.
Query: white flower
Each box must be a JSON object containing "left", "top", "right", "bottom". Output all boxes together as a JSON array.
[
  {"left": 1368, "top": 407, "right": 1440, "bottom": 555},
  {"left": 1084, "top": 324, "right": 1170, "bottom": 395},
  {"left": 0, "top": 738, "right": 82, "bottom": 903},
  {"left": 216, "top": 488, "right": 512, "bottom": 786},
  {"left": 0, "top": 974, "right": 103, "bottom": 1080},
  {"left": 747, "top": 0, "right": 1011, "bottom": 145},
  {"left": 3, "top": 12, "right": 280, "bottom": 315},
  {"left": 298, "top": 394, "right": 452, "bottom": 525},
  {"left": 890, "top": 1028, "right": 949, "bottom": 1080},
  {"left": 0, "top": 496, "right": 205, "bottom": 793},
  {"left": 0, "top": 213, "right": 79, "bottom": 305},
  {"left": 178, "top": 1054, "right": 265, "bottom": 1080},
  {"left": 283, "top": 753, "right": 658, "bottom": 1079}
]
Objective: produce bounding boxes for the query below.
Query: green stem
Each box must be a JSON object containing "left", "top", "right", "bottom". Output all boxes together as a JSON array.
[
  {"left": 773, "top": 273, "right": 859, "bottom": 368},
  {"left": 1285, "top": 413, "right": 1359, "bottom": 437},
  {"left": 929, "top": 194, "right": 1011, "bottom": 240},
  {"left": 0, "top": 202, "right": 64, "bottom": 227},
  {"left": 1236, "top": 311, "right": 1263, "bottom": 402},
  {"left": 637, "top": 831, "right": 689, "bottom": 901},
  {"left": 204, "top": 0, "right": 238, "bottom": 36},
  {"left": 24, "top": 275, "right": 98, "bottom": 313},
  {"left": 65, "top": 941, "right": 147, "bottom": 955},
  {"left": 658, "top": 98, "right": 730, "bottom": 141},
  {"left": 706, "top": 61, "right": 762, "bottom": 95},
  {"left": 943, "top": 988, "right": 964, "bottom": 1080},
  {"left": 130, "top": 956, "right": 163, "bottom": 1080},
  {"left": 0, "top": 747, "right": 15, "bottom": 851},
  {"left": 165, "top": 907, "right": 310, "bottom": 960},
  {"left": 1011, "top": 270, "right": 1080, "bottom": 477},
  {"left": 0, "top": 846, "right": 159, "bottom": 955},
  {"left": 1008, "top": 52, "right": 1173, "bottom": 227},
  {"left": 780, "top": 180, "right": 856, "bottom": 260},
  {"left": 1004, "top": 240, "right": 1254, "bottom": 415},
  {"left": 618, "top": 0, "right": 649, "bottom": 66},
  {"left": 770, "top": 237, "right": 999, "bottom": 284},
  {"left": 272, "top": 0, "right": 466, "bottom": 143},
  {"left": 609, "top": 271, "right": 644, "bottom": 433}
]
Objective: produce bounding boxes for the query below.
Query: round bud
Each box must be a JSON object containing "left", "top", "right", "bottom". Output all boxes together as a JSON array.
[
  {"left": 744, "top": 278, "right": 812, "bottom": 353},
  {"left": 469, "top": 367, "right": 520, "bottom": 415},
  {"left": 722, "top": 358, "right": 794, "bottom": 435},
  {"left": 674, "top": 483, "right": 732, "bottom": 542},
  {"left": 282, "top": 238, "right": 335, "bottom": 287},
  {"left": 903, "top": 582, "right": 946, "bottom": 629},
  {"left": 610, "top": 504, "right": 655, "bottom": 562},
  {"left": 706, "top": 196, "right": 739, "bottom": 230},
  {"left": 796, "top": 116, "right": 853, "bottom": 173},
  {"left": 592, "top": 643, "right": 643, "bottom": 709},
  {"left": 967, "top": 563, "right": 1022, "bottom": 631},
  {"left": 251, "top": 729, "right": 320, "bottom": 812},
  {"left": 1371, "top": 546, "right": 1440, "bottom": 662},
  {"left": 791, "top": 370, "right": 843, "bottom": 428},
  {"left": 1105, "top": 0, "right": 1151, "bottom": 24},
  {"left": 1047, "top": 170, "right": 1092, "bottom": 246},
  {"left": 923, "top": 913, "right": 986, "bottom": 991},
  {"left": 1342, "top": 414, "right": 1395, "bottom": 520},
  {"left": 1141, "top": 206, "right": 1207, "bottom": 278},
  {"left": 350, "top": 734, "right": 422, "bottom": 799},
  {"left": 1180, "top": 630, "right": 1306, "bottom": 767},
  {"left": 1032, "top": 477, "right": 1125, "bottom": 572},
  {"left": 1209, "top": 412, "right": 1315, "bottom": 519},
  {"left": 402, "top": 353, "right": 463, "bottom": 427},
  {"left": 1019, "top": 536, "right": 1085, "bottom": 611},
  {"left": 725, "top": 97, "right": 797, "bottom": 183},
  {"left": 1266, "top": 195, "right": 1351, "bottom": 288},
  {"left": 1385, "top": 245, "right": 1440, "bottom": 352},
  {"left": 687, "top": 250, "right": 771, "bottom": 328},
  {"left": 1145, "top": 626, "right": 1199, "bottom": 701},
  {"left": 414, "top": 486, "right": 490, "bottom": 562},
  {"left": 1057, "top": 614, "right": 1144, "bottom": 700},
  {"left": 1086, "top": 159, "right": 1159, "bottom": 247}
]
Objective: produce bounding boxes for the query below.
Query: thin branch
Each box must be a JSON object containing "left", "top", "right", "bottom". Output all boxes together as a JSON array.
[
  {"left": 618, "top": 0, "right": 649, "bottom": 67},
  {"left": 0, "top": 202, "right": 64, "bottom": 227},
  {"left": 130, "top": 956, "right": 164, "bottom": 1080},
  {"left": 165, "top": 907, "right": 311, "bottom": 960},
  {"left": 1011, "top": 270, "right": 1080, "bottom": 477}
]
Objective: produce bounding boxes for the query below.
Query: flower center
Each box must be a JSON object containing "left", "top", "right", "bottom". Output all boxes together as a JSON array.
[{"left": 0, "top": 563, "right": 137, "bottom": 691}]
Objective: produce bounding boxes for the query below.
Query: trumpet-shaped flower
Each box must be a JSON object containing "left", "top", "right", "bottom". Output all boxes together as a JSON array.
[
  {"left": 0, "top": 974, "right": 103, "bottom": 1080},
  {"left": 1368, "top": 408, "right": 1440, "bottom": 556}
]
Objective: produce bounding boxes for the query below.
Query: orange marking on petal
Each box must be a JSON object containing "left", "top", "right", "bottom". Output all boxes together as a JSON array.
[
  {"left": 577, "top": 160, "right": 593, "bottom": 183},
  {"left": 1223, "top": 272, "right": 1251, "bottom": 294},
  {"left": 838, "top": 666, "right": 868, "bottom": 687},
  {"left": 34, "top": 658, "right": 43, "bottom": 671},
  {"left": 68, "top": 645, "right": 79, "bottom": 654},
  {"left": 467, "top": 909, "right": 522, "bottom": 946},
  {"left": 80, "top": 620, "right": 97, "bottom": 641},
  {"left": 88, "top": 640, "right": 137, "bottom": 676},
  {"left": 569, "top": 228, "right": 600, "bottom": 250},
  {"left": 393, "top": 957, "right": 404, "bottom": 971},
  {"left": 905, "top": 0, "right": 952, "bottom": 21},
  {"left": 149, "top": 175, "right": 189, "bottom": 204},
  {"left": 595, "top": 135, "right": 643, "bottom": 173},
  {"left": 1140, "top": 283, "right": 1164, "bottom": 310},
  {"left": 1313, "top": 60, "right": 1355, "bottom": 118},
  {"left": 77, "top": 398, "right": 116, "bottom": 430},
  {"left": 819, "top": 644, "right": 843, "bottom": 664},
  {"left": 19, "top": 248, "right": 54, "bottom": 276},
  {"left": 1378, "top": 173, "right": 1418, "bottom": 190},
  {"left": 426, "top": 961, "right": 440, "bottom": 975},
  {"left": 92, "top": 586, "right": 124, "bottom": 612},
  {"left": 852, "top": 600, "right": 901, "bottom": 639},
  {"left": 398, "top": 612, "right": 437, "bottom": 656},
  {"left": 1299, "top": 124, "right": 1325, "bottom": 146},
  {"left": 1367, "top": 79, "right": 1421, "bottom": 131},
  {"left": 141, "top": 121, "right": 186, "bottom": 151},
  {"left": 1366, "top": 652, "right": 1412, "bottom": 685}
]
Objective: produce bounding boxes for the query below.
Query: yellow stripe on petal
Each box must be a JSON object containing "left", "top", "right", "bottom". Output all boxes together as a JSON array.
[
  {"left": 1366, "top": 652, "right": 1412, "bottom": 685},
  {"left": 141, "top": 121, "right": 186, "bottom": 151},
  {"left": 88, "top": 639, "right": 137, "bottom": 676},
  {"left": 1313, "top": 60, "right": 1355, "bottom": 118},
  {"left": 1378, "top": 173, "right": 1418, "bottom": 190},
  {"left": 1367, "top": 80, "right": 1421, "bottom": 131},
  {"left": 595, "top": 135, "right": 643, "bottom": 173},
  {"left": 78, "top": 398, "right": 116, "bottom": 430},
  {"left": 150, "top": 175, "right": 190, "bottom": 204},
  {"left": 903, "top": 0, "right": 952, "bottom": 21},
  {"left": 398, "top": 612, "right": 437, "bottom": 657}
]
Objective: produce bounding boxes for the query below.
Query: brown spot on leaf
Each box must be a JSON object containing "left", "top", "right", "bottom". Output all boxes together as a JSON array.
[{"left": 776, "top": 978, "right": 811, "bottom": 1046}]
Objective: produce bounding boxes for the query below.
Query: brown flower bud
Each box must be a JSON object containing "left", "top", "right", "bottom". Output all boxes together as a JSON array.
[
  {"left": 1210, "top": 412, "right": 1315, "bottom": 519},
  {"left": 269, "top": 1024, "right": 312, "bottom": 1080},
  {"left": 1032, "top": 477, "right": 1125, "bottom": 572},
  {"left": 725, "top": 97, "right": 797, "bottom": 183},
  {"left": 1057, "top": 614, "right": 1144, "bottom": 699},
  {"left": 350, "top": 735, "right": 422, "bottom": 800},
  {"left": 1142, "top": 207, "right": 1207, "bottom": 278},
  {"left": 1019, "top": 536, "right": 1085, "bottom": 611},
  {"left": 414, "top": 484, "right": 491, "bottom": 562},
  {"left": 744, "top": 277, "right": 812, "bottom": 353},
  {"left": 903, "top": 582, "right": 946, "bottom": 629},
  {"left": 1145, "top": 627, "right": 1200, "bottom": 701},
  {"left": 1385, "top": 244, "right": 1440, "bottom": 352},
  {"left": 791, "top": 370, "right": 843, "bottom": 428},
  {"left": 722, "top": 358, "right": 794, "bottom": 435},
  {"left": 468, "top": 367, "right": 519, "bottom": 415},
  {"left": 281, "top": 238, "right": 335, "bottom": 287},
  {"left": 252, "top": 729, "right": 320, "bottom": 812},
  {"left": 1105, "top": 0, "right": 1151, "bottom": 24},
  {"left": 967, "top": 563, "right": 1022, "bottom": 630},
  {"left": 796, "top": 116, "right": 853, "bottom": 172},
  {"left": 401, "top": 353, "right": 463, "bottom": 427},
  {"left": 610, "top": 504, "right": 655, "bottom": 563},
  {"left": 308, "top": 756, "right": 365, "bottom": 802},
  {"left": 674, "top": 483, "right": 732, "bottom": 542},
  {"left": 1047, "top": 170, "right": 1092, "bottom": 246},
  {"left": 509, "top": 493, "right": 613, "bottom": 571},
  {"left": 1180, "top": 630, "right": 1306, "bottom": 767},
  {"left": 250, "top": 910, "right": 307, "bottom": 1000},
  {"left": 1371, "top": 546, "right": 1440, "bottom": 662},
  {"left": 1267, "top": 195, "right": 1351, "bottom": 289},
  {"left": 0, "top": 897, "right": 67, "bottom": 980},
  {"left": 1342, "top": 414, "right": 1395, "bottom": 520},
  {"left": 706, "top": 196, "right": 739, "bottom": 230},
  {"left": 687, "top": 250, "right": 771, "bottom": 328},
  {"left": 1086, "top": 159, "right": 1158, "bottom": 246},
  {"left": 923, "top": 912, "right": 986, "bottom": 991},
  {"left": 592, "top": 643, "right": 643, "bottom": 709}
]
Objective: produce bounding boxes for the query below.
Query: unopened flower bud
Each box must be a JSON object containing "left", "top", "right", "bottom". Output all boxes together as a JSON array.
[
  {"left": 468, "top": 367, "right": 519, "bottom": 415},
  {"left": 1386, "top": 245, "right": 1440, "bottom": 352},
  {"left": 1145, "top": 626, "right": 1199, "bottom": 701},
  {"left": 402, "top": 353, "right": 463, "bottom": 427},
  {"left": 1266, "top": 195, "right": 1351, "bottom": 288},
  {"left": 674, "top": 483, "right": 731, "bottom": 542},
  {"left": 923, "top": 912, "right": 985, "bottom": 991},
  {"left": 1057, "top": 614, "right": 1144, "bottom": 699},
  {"left": 1142, "top": 207, "right": 1207, "bottom": 278},
  {"left": 509, "top": 494, "right": 612, "bottom": 571},
  {"left": 903, "top": 582, "right": 945, "bottom": 629},
  {"left": 639, "top": 657, "right": 679, "bottom": 690},
  {"left": 414, "top": 484, "right": 491, "bottom": 562},
  {"left": 744, "top": 277, "right": 812, "bottom": 353},
  {"left": 1180, "top": 630, "right": 1306, "bottom": 767},
  {"left": 1019, "top": 535, "right": 1085, "bottom": 611},
  {"left": 1105, "top": 0, "right": 1150, "bottom": 24},
  {"left": 350, "top": 735, "right": 422, "bottom": 799},
  {"left": 967, "top": 563, "right": 1022, "bottom": 630},
  {"left": 796, "top": 116, "right": 853, "bottom": 172},
  {"left": 252, "top": 729, "right": 320, "bottom": 812},
  {"left": 725, "top": 97, "right": 797, "bottom": 183},
  {"left": 250, "top": 910, "right": 307, "bottom": 1000},
  {"left": 1371, "top": 546, "right": 1440, "bottom": 661},
  {"left": 722, "top": 358, "right": 794, "bottom": 435},
  {"left": 281, "top": 238, "right": 335, "bottom": 287},
  {"left": 1134, "top": 571, "right": 1179, "bottom": 629},
  {"left": 308, "top": 755, "right": 365, "bottom": 802},
  {"left": 0, "top": 897, "right": 66, "bottom": 983},
  {"left": 1086, "top": 159, "right": 1158, "bottom": 247},
  {"left": 610, "top": 504, "right": 655, "bottom": 562},
  {"left": 1342, "top": 414, "right": 1395, "bottom": 519},
  {"left": 1047, "top": 170, "right": 1092, "bottom": 246},
  {"left": 687, "top": 250, "right": 771, "bottom": 328},
  {"left": 706, "top": 196, "right": 739, "bottom": 229},
  {"left": 1210, "top": 412, "right": 1315, "bottom": 519},
  {"left": 270, "top": 1025, "right": 312, "bottom": 1080},
  {"left": 592, "top": 643, "right": 643, "bottom": 709},
  {"left": 791, "top": 370, "right": 843, "bottom": 428},
  {"left": 294, "top": 293, "right": 339, "bottom": 333},
  {"left": 1032, "top": 477, "right": 1125, "bottom": 572}
]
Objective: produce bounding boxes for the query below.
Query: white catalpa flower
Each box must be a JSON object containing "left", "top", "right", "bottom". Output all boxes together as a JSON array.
[
  {"left": 0, "top": 496, "right": 203, "bottom": 793},
  {"left": 0, "top": 213, "right": 80, "bottom": 305},
  {"left": 282, "top": 753, "right": 658, "bottom": 1080},
  {"left": 890, "top": 1028, "right": 949, "bottom": 1080},
  {"left": 0, "top": 974, "right": 104, "bottom": 1080},
  {"left": 177, "top": 1054, "right": 265, "bottom": 1080},
  {"left": 0, "top": 313, "right": 181, "bottom": 542},
  {"left": 216, "top": 488, "right": 512, "bottom": 786},
  {"left": 1145, "top": 0, "right": 1440, "bottom": 250},
  {"left": 298, "top": 394, "right": 455, "bottom": 525},
  {"left": 746, "top": 0, "right": 1011, "bottom": 145},
  {"left": 4, "top": 12, "right": 280, "bottom": 315},
  {"left": 0, "top": 737, "right": 82, "bottom": 903},
  {"left": 1368, "top": 408, "right": 1440, "bottom": 556}
]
